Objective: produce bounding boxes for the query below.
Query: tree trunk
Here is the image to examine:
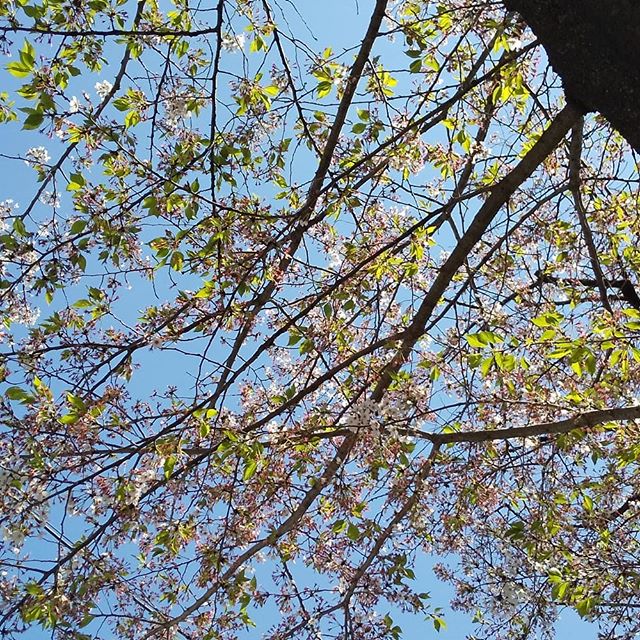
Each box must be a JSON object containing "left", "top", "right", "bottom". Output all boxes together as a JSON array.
[{"left": 505, "top": 0, "right": 640, "bottom": 152}]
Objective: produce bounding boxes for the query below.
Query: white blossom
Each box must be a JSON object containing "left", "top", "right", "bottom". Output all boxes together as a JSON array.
[
  {"left": 24, "top": 146, "right": 50, "bottom": 166},
  {"left": 39, "top": 191, "right": 60, "bottom": 208},
  {"left": 501, "top": 582, "right": 528, "bottom": 607},
  {"left": 2, "top": 524, "right": 26, "bottom": 550},
  {"left": 148, "top": 333, "right": 166, "bottom": 349},
  {"left": 8, "top": 300, "right": 40, "bottom": 326},
  {"left": 221, "top": 32, "right": 246, "bottom": 53},
  {"left": 126, "top": 468, "right": 157, "bottom": 506},
  {"left": 165, "top": 94, "right": 189, "bottom": 121},
  {"left": 0, "top": 199, "right": 18, "bottom": 215},
  {"left": 344, "top": 397, "right": 410, "bottom": 439},
  {"left": 0, "top": 199, "right": 19, "bottom": 231},
  {"left": 69, "top": 95, "right": 81, "bottom": 113},
  {"left": 332, "top": 64, "right": 349, "bottom": 89},
  {"left": 262, "top": 420, "right": 281, "bottom": 444},
  {"left": 95, "top": 80, "right": 113, "bottom": 99},
  {"left": 507, "top": 37, "right": 525, "bottom": 50}
]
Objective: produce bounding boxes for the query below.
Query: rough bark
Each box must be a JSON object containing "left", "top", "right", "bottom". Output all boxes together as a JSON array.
[{"left": 504, "top": 0, "right": 640, "bottom": 152}]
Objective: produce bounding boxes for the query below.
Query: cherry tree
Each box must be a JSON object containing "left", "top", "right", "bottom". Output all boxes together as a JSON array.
[{"left": 1, "top": 1, "right": 640, "bottom": 639}]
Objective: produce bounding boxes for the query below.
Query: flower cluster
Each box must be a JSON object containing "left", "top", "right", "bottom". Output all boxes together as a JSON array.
[
  {"left": 68, "top": 96, "right": 81, "bottom": 113},
  {"left": 221, "top": 31, "right": 246, "bottom": 52},
  {"left": 95, "top": 80, "right": 113, "bottom": 99},
  {"left": 0, "top": 198, "right": 18, "bottom": 232},
  {"left": 344, "top": 397, "right": 413, "bottom": 443},
  {"left": 24, "top": 146, "right": 50, "bottom": 167},
  {"left": 39, "top": 190, "right": 60, "bottom": 208},
  {"left": 126, "top": 468, "right": 158, "bottom": 507}
]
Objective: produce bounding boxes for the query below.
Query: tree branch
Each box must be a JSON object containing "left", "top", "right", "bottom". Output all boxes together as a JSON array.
[{"left": 430, "top": 405, "right": 640, "bottom": 445}]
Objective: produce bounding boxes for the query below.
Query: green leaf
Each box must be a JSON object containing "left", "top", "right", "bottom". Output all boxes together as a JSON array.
[
  {"left": 317, "top": 81, "right": 332, "bottom": 98},
  {"left": 6, "top": 386, "right": 35, "bottom": 403},
  {"left": 548, "top": 346, "right": 572, "bottom": 359},
  {"left": 299, "top": 338, "right": 314, "bottom": 354},
  {"left": 506, "top": 520, "right": 525, "bottom": 540},
  {"left": 332, "top": 519, "right": 347, "bottom": 533},
  {"left": 13, "top": 218, "right": 28, "bottom": 236},
  {"left": 288, "top": 332, "right": 302, "bottom": 346},
  {"left": 79, "top": 614, "right": 95, "bottom": 628},
  {"left": 576, "top": 596, "right": 598, "bottom": 618},
  {"left": 432, "top": 616, "right": 447, "bottom": 632},
  {"left": 164, "top": 455, "right": 177, "bottom": 479},
  {"left": 70, "top": 219, "right": 87, "bottom": 234},
  {"left": 66, "top": 393, "right": 87, "bottom": 412},
  {"left": 170, "top": 251, "right": 184, "bottom": 271},
  {"left": 465, "top": 333, "right": 488, "bottom": 348},
  {"left": 532, "top": 312, "right": 563, "bottom": 328},
  {"left": 20, "top": 40, "right": 36, "bottom": 68},
  {"left": 23, "top": 112, "right": 44, "bottom": 129},
  {"left": 67, "top": 173, "right": 85, "bottom": 191},
  {"left": 25, "top": 582, "right": 44, "bottom": 596},
  {"left": 112, "top": 97, "right": 129, "bottom": 111},
  {"left": 250, "top": 35, "right": 266, "bottom": 52},
  {"left": 6, "top": 61, "right": 31, "bottom": 78},
  {"left": 243, "top": 458, "right": 258, "bottom": 482},
  {"left": 124, "top": 110, "right": 140, "bottom": 128}
]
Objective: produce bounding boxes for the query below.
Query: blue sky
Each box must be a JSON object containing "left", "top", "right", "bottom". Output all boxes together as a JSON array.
[{"left": 0, "top": 0, "right": 604, "bottom": 638}]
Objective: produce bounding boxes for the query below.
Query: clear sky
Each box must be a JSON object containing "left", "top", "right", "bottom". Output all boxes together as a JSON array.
[{"left": 0, "top": 0, "right": 605, "bottom": 638}]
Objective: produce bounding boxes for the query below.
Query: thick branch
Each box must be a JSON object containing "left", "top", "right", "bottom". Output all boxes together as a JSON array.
[
  {"left": 373, "top": 103, "right": 580, "bottom": 398},
  {"left": 431, "top": 406, "right": 640, "bottom": 445}
]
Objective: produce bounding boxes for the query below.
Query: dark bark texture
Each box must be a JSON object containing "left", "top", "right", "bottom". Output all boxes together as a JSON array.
[{"left": 505, "top": 0, "right": 640, "bottom": 152}]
